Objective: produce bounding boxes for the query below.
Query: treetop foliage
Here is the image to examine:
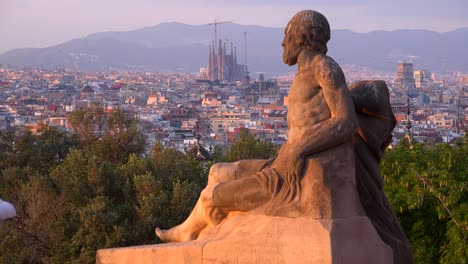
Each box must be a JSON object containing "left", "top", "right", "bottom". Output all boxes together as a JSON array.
[
  {"left": 0, "top": 108, "right": 465, "bottom": 263},
  {"left": 381, "top": 136, "right": 467, "bottom": 263}
]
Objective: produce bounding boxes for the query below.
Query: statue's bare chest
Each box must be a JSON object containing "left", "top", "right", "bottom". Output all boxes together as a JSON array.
[{"left": 288, "top": 75, "right": 322, "bottom": 103}]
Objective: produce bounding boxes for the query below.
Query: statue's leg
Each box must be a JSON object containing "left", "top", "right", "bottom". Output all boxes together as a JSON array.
[
  {"left": 208, "top": 159, "right": 270, "bottom": 212},
  {"left": 156, "top": 160, "right": 267, "bottom": 242},
  {"left": 213, "top": 174, "right": 271, "bottom": 212},
  {"left": 156, "top": 184, "right": 224, "bottom": 242},
  {"left": 156, "top": 162, "right": 239, "bottom": 242},
  {"left": 163, "top": 172, "right": 270, "bottom": 241}
]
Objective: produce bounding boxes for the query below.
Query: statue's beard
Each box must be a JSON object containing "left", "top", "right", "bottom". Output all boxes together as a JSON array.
[
  {"left": 283, "top": 45, "right": 301, "bottom": 66},
  {"left": 283, "top": 52, "right": 298, "bottom": 66}
]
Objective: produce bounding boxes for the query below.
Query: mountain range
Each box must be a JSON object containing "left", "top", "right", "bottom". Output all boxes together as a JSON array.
[{"left": 0, "top": 22, "right": 467, "bottom": 74}]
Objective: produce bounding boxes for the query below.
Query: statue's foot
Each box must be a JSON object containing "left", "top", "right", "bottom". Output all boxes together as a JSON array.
[
  {"left": 155, "top": 226, "right": 197, "bottom": 243},
  {"left": 155, "top": 184, "right": 226, "bottom": 243}
]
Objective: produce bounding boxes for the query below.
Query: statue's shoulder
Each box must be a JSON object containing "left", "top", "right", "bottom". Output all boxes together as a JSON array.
[{"left": 313, "top": 54, "right": 344, "bottom": 81}]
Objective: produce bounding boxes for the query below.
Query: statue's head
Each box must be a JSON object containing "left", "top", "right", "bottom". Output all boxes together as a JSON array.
[{"left": 282, "top": 10, "right": 330, "bottom": 65}]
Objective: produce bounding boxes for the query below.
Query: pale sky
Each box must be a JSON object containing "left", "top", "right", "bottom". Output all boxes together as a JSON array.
[{"left": 1, "top": 0, "right": 467, "bottom": 54}]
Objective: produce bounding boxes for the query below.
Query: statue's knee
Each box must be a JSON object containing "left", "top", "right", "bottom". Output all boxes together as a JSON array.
[
  {"left": 200, "top": 185, "right": 216, "bottom": 206},
  {"left": 200, "top": 188, "right": 209, "bottom": 202},
  {"left": 208, "top": 163, "right": 237, "bottom": 185}
]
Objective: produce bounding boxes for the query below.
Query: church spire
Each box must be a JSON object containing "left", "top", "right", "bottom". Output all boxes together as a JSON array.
[
  {"left": 234, "top": 46, "right": 237, "bottom": 65},
  {"left": 208, "top": 44, "right": 212, "bottom": 80},
  {"left": 212, "top": 41, "right": 216, "bottom": 81}
]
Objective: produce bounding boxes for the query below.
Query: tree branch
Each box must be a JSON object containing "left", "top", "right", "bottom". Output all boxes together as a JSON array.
[{"left": 411, "top": 168, "right": 462, "bottom": 229}]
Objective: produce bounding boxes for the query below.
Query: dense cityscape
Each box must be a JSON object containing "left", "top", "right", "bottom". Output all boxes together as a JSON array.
[{"left": 0, "top": 57, "right": 466, "bottom": 155}]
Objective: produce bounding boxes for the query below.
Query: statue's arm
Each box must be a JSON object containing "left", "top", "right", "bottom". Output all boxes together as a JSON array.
[{"left": 294, "top": 57, "right": 358, "bottom": 159}]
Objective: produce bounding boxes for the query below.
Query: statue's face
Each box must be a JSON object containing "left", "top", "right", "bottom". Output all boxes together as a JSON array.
[{"left": 282, "top": 24, "right": 301, "bottom": 66}]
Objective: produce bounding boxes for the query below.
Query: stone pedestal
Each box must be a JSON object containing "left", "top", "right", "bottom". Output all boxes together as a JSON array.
[{"left": 96, "top": 214, "right": 392, "bottom": 264}]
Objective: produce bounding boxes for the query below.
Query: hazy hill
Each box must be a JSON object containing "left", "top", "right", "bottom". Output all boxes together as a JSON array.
[{"left": 0, "top": 23, "right": 466, "bottom": 74}]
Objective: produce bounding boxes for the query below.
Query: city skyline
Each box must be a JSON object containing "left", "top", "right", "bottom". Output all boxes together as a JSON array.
[{"left": 1, "top": 0, "right": 467, "bottom": 54}]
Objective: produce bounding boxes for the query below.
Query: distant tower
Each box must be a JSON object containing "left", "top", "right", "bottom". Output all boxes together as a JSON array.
[
  {"left": 206, "top": 39, "right": 245, "bottom": 82},
  {"left": 205, "top": 22, "right": 246, "bottom": 83},
  {"left": 229, "top": 42, "right": 234, "bottom": 80},
  {"left": 217, "top": 40, "right": 222, "bottom": 81},
  {"left": 258, "top": 73, "right": 265, "bottom": 82},
  {"left": 243, "top": 31, "right": 250, "bottom": 85},
  {"left": 211, "top": 41, "right": 216, "bottom": 80},
  {"left": 413, "top": 69, "right": 431, "bottom": 89},
  {"left": 396, "top": 62, "right": 416, "bottom": 92},
  {"left": 222, "top": 42, "right": 227, "bottom": 80},
  {"left": 208, "top": 44, "right": 212, "bottom": 80},
  {"left": 234, "top": 46, "right": 237, "bottom": 65}
]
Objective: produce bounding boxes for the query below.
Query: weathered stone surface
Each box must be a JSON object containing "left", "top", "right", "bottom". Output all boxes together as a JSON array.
[
  {"left": 253, "top": 142, "right": 365, "bottom": 219},
  {"left": 96, "top": 242, "right": 204, "bottom": 264},
  {"left": 97, "top": 214, "right": 392, "bottom": 264},
  {"left": 350, "top": 81, "right": 413, "bottom": 263}
]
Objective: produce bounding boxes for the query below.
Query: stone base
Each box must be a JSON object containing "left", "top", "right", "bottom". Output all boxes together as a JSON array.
[{"left": 96, "top": 214, "right": 392, "bottom": 264}]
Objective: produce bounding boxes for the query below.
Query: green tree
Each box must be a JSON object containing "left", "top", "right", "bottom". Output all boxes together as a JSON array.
[
  {"left": 223, "top": 129, "right": 278, "bottom": 162},
  {"left": 68, "top": 104, "right": 106, "bottom": 145},
  {"left": 68, "top": 106, "right": 146, "bottom": 164},
  {"left": 150, "top": 143, "right": 208, "bottom": 227},
  {"left": 381, "top": 138, "right": 467, "bottom": 263},
  {"left": 0, "top": 123, "right": 79, "bottom": 175},
  {"left": 6, "top": 107, "right": 466, "bottom": 264},
  {"left": 0, "top": 130, "right": 15, "bottom": 169}
]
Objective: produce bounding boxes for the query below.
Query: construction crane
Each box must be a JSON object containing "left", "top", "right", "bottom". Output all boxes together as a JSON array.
[
  {"left": 244, "top": 31, "right": 248, "bottom": 66},
  {"left": 208, "top": 19, "right": 232, "bottom": 44}
]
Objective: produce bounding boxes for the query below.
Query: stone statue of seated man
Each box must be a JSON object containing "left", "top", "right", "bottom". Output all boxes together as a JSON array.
[{"left": 155, "top": 10, "right": 412, "bottom": 264}]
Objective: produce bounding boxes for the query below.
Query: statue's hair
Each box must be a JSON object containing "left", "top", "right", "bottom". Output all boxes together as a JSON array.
[{"left": 287, "top": 10, "right": 330, "bottom": 54}]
